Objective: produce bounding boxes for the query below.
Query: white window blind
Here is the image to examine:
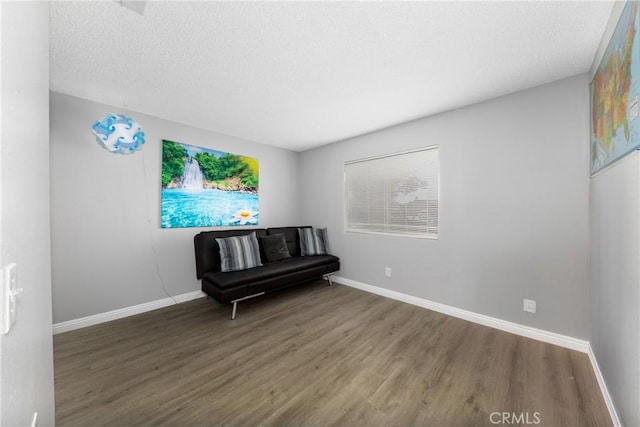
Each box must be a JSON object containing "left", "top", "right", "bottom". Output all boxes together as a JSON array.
[{"left": 344, "top": 146, "right": 439, "bottom": 238}]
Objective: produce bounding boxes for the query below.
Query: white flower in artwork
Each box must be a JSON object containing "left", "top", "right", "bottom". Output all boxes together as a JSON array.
[{"left": 232, "top": 209, "right": 258, "bottom": 225}]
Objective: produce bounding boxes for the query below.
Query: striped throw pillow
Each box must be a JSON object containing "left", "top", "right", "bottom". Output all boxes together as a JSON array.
[
  {"left": 298, "top": 227, "right": 329, "bottom": 256},
  {"left": 216, "top": 232, "right": 263, "bottom": 272}
]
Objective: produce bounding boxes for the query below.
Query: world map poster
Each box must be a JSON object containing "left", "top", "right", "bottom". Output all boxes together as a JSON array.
[{"left": 591, "top": 0, "right": 640, "bottom": 175}]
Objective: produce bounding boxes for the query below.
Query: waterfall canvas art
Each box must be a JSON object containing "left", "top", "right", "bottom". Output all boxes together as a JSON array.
[{"left": 161, "top": 140, "right": 259, "bottom": 228}]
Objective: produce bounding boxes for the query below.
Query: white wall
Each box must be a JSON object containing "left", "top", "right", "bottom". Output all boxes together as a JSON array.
[
  {"left": 50, "top": 92, "right": 300, "bottom": 324},
  {"left": 0, "top": 2, "right": 55, "bottom": 426},
  {"left": 589, "top": 2, "right": 640, "bottom": 425},
  {"left": 299, "top": 74, "right": 592, "bottom": 339}
]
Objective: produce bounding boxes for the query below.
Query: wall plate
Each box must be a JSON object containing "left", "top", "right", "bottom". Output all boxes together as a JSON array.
[
  {"left": 0, "top": 269, "right": 6, "bottom": 335},
  {"left": 1, "top": 263, "right": 19, "bottom": 335},
  {"left": 523, "top": 298, "right": 536, "bottom": 314}
]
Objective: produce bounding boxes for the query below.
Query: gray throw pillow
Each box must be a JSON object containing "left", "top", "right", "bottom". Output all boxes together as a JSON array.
[
  {"left": 298, "top": 227, "right": 329, "bottom": 256},
  {"left": 216, "top": 232, "right": 263, "bottom": 272},
  {"left": 259, "top": 233, "right": 291, "bottom": 262}
]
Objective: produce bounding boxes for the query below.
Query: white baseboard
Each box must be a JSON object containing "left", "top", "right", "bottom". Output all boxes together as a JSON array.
[
  {"left": 587, "top": 345, "right": 622, "bottom": 426},
  {"left": 334, "top": 276, "right": 589, "bottom": 352},
  {"left": 52, "top": 290, "right": 206, "bottom": 335}
]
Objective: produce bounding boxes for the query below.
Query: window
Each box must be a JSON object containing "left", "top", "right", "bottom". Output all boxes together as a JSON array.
[{"left": 344, "top": 146, "right": 439, "bottom": 238}]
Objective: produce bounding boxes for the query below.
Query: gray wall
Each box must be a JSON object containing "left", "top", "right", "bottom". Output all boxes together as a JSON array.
[
  {"left": 299, "top": 74, "right": 592, "bottom": 339},
  {"left": 590, "top": 154, "right": 639, "bottom": 427},
  {"left": 50, "top": 92, "right": 300, "bottom": 324},
  {"left": 589, "top": 2, "right": 640, "bottom": 425},
  {"left": 0, "top": 2, "right": 55, "bottom": 425}
]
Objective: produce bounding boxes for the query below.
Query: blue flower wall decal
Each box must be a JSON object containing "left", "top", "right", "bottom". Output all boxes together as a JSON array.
[{"left": 91, "top": 113, "right": 145, "bottom": 154}]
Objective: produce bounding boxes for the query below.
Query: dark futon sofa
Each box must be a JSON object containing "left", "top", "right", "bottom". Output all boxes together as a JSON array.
[{"left": 194, "top": 226, "right": 340, "bottom": 319}]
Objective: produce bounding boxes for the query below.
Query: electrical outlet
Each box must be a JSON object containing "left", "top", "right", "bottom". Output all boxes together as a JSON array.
[
  {"left": 523, "top": 299, "right": 536, "bottom": 314},
  {"left": 385, "top": 267, "right": 391, "bottom": 277}
]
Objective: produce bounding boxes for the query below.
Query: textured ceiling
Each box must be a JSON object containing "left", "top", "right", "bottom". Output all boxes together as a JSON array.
[{"left": 50, "top": 1, "right": 613, "bottom": 152}]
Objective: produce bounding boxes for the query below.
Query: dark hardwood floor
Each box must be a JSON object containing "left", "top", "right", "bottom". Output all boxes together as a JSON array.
[{"left": 54, "top": 281, "right": 611, "bottom": 426}]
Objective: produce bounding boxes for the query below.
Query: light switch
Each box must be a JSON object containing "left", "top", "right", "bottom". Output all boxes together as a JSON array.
[{"left": 1, "top": 263, "right": 20, "bottom": 335}]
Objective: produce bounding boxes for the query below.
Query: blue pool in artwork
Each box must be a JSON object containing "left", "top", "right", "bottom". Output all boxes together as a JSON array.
[{"left": 161, "top": 189, "right": 259, "bottom": 228}]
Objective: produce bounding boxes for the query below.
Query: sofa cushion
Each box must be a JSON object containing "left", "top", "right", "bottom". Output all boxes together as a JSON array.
[
  {"left": 216, "top": 232, "right": 263, "bottom": 272},
  {"left": 267, "top": 226, "right": 311, "bottom": 257},
  {"left": 299, "top": 227, "right": 330, "bottom": 256},
  {"left": 194, "top": 229, "right": 267, "bottom": 278},
  {"left": 202, "top": 255, "right": 339, "bottom": 290},
  {"left": 259, "top": 233, "right": 291, "bottom": 262}
]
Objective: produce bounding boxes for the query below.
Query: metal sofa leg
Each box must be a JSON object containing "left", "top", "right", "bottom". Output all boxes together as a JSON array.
[
  {"left": 230, "top": 292, "right": 265, "bottom": 320},
  {"left": 324, "top": 274, "right": 334, "bottom": 286}
]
